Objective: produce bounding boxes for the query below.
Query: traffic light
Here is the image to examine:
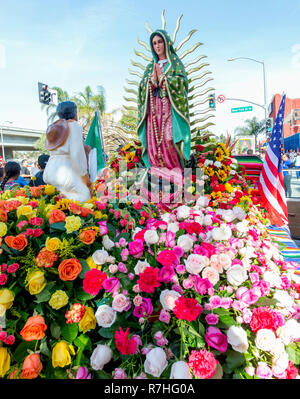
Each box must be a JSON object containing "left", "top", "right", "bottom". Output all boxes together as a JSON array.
[
  {"left": 265, "top": 118, "right": 273, "bottom": 134},
  {"left": 208, "top": 93, "right": 216, "bottom": 109},
  {"left": 38, "top": 82, "right": 51, "bottom": 105}
]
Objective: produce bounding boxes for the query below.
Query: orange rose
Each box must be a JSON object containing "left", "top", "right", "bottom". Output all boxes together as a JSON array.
[
  {"left": 58, "top": 258, "right": 82, "bottom": 281},
  {"left": 21, "top": 353, "right": 42, "bottom": 379},
  {"left": 29, "top": 187, "right": 42, "bottom": 198},
  {"left": 80, "top": 207, "right": 93, "bottom": 217},
  {"left": 35, "top": 248, "right": 58, "bottom": 268},
  {"left": 49, "top": 209, "right": 66, "bottom": 224},
  {"left": 0, "top": 209, "right": 7, "bottom": 222},
  {"left": 79, "top": 229, "right": 96, "bottom": 245},
  {"left": 15, "top": 190, "right": 26, "bottom": 197},
  {"left": 68, "top": 203, "right": 82, "bottom": 215},
  {"left": 20, "top": 315, "right": 47, "bottom": 341},
  {"left": 5, "top": 234, "right": 28, "bottom": 251}
]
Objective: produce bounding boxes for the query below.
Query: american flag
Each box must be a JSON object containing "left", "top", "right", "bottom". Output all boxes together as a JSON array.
[{"left": 259, "top": 94, "right": 288, "bottom": 226}]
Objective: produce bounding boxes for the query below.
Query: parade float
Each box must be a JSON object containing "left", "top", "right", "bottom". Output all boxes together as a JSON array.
[{"left": 0, "top": 12, "right": 299, "bottom": 380}]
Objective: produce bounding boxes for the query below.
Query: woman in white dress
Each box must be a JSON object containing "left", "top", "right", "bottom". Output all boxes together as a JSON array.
[{"left": 43, "top": 101, "right": 93, "bottom": 203}]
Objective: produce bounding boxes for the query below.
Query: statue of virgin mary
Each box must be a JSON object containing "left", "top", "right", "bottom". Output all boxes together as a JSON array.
[{"left": 137, "top": 29, "right": 191, "bottom": 171}]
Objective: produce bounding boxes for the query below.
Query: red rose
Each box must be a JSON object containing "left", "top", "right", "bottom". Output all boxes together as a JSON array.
[
  {"left": 188, "top": 350, "right": 218, "bottom": 379},
  {"left": 173, "top": 296, "right": 203, "bottom": 322},
  {"left": 286, "top": 361, "right": 299, "bottom": 379},
  {"left": 179, "top": 222, "right": 204, "bottom": 235},
  {"left": 82, "top": 269, "right": 107, "bottom": 296},
  {"left": 196, "top": 144, "right": 205, "bottom": 152},
  {"left": 137, "top": 267, "right": 161, "bottom": 293},
  {"left": 115, "top": 327, "right": 137, "bottom": 355},
  {"left": 157, "top": 249, "right": 177, "bottom": 267},
  {"left": 250, "top": 307, "right": 277, "bottom": 332}
]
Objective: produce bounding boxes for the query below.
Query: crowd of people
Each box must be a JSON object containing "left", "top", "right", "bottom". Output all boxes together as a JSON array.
[
  {"left": 282, "top": 149, "right": 300, "bottom": 197},
  {"left": 0, "top": 154, "right": 49, "bottom": 191}
]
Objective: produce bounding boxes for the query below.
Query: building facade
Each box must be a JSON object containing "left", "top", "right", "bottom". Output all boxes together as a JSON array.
[{"left": 269, "top": 94, "right": 300, "bottom": 138}]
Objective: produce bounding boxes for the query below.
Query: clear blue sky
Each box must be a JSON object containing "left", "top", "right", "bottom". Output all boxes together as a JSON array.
[{"left": 0, "top": 0, "right": 300, "bottom": 135}]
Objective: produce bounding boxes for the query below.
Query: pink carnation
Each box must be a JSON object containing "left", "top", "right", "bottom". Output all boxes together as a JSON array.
[{"left": 188, "top": 350, "right": 218, "bottom": 379}]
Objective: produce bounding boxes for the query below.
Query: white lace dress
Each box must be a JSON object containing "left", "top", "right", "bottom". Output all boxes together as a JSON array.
[{"left": 43, "top": 121, "right": 91, "bottom": 203}]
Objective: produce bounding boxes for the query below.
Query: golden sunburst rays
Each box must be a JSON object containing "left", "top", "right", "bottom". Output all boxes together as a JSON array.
[{"left": 121, "top": 10, "right": 215, "bottom": 146}]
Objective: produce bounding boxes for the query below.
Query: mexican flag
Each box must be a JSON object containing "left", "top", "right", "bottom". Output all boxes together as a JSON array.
[{"left": 85, "top": 112, "right": 105, "bottom": 181}]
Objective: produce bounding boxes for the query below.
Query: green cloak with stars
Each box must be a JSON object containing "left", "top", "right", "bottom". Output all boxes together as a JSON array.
[{"left": 137, "top": 29, "right": 191, "bottom": 168}]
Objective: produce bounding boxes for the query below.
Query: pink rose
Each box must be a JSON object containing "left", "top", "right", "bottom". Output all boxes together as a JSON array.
[
  {"left": 159, "top": 266, "right": 175, "bottom": 283},
  {"left": 182, "top": 277, "right": 194, "bottom": 290},
  {"left": 240, "top": 288, "right": 260, "bottom": 305},
  {"left": 114, "top": 368, "right": 127, "bottom": 379},
  {"left": 256, "top": 362, "right": 272, "bottom": 379},
  {"left": 159, "top": 309, "right": 171, "bottom": 324},
  {"left": 209, "top": 295, "right": 222, "bottom": 308},
  {"left": 112, "top": 293, "right": 130, "bottom": 312},
  {"left": 7, "top": 263, "right": 19, "bottom": 274},
  {"left": 175, "top": 264, "right": 186, "bottom": 275},
  {"left": 242, "top": 308, "right": 252, "bottom": 323},
  {"left": 98, "top": 221, "right": 108, "bottom": 236},
  {"left": 102, "top": 277, "right": 120, "bottom": 294},
  {"left": 165, "top": 231, "right": 176, "bottom": 248},
  {"left": 128, "top": 239, "right": 144, "bottom": 258},
  {"left": 118, "top": 262, "right": 127, "bottom": 273},
  {"left": 118, "top": 238, "right": 127, "bottom": 247},
  {"left": 195, "top": 277, "right": 213, "bottom": 295},
  {"left": 202, "top": 267, "right": 219, "bottom": 286},
  {"left": 28, "top": 217, "right": 43, "bottom": 226},
  {"left": 220, "top": 297, "right": 233, "bottom": 309},
  {"left": 205, "top": 313, "right": 219, "bottom": 325},
  {"left": 218, "top": 253, "right": 232, "bottom": 270},
  {"left": 205, "top": 326, "right": 228, "bottom": 353},
  {"left": 0, "top": 274, "right": 7, "bottom": 285},
  {"left": 121, "top": 248, "right": 129, "bottom": 261}
]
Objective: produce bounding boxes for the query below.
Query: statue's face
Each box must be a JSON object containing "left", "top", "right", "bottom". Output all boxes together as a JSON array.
[{"left": 152, "top": 35, "right": 165, "bottom": 59}]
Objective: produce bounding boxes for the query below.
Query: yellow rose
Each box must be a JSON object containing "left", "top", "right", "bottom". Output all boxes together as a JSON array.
[
  {"left": 65, "top": 215, "right": 81, "bottom": 234},
  {"left": 26, "top": 270, "right": 46, "bottom": 295},
  {"left": 45, "top": 237, "right": 61, "bottom": 252},
  {"left": 15, "top": 196, "right": 29, "bottom": 205},
  {"left": 52, "top": 341, "right": 75, "bottom": 368},
  {"left": 86, "top": 256, "right": 98, "bottom": 269},
  {"left": 49, "top": 290, "right": 69, "bottom": 310},
  {"left": 0, "top": 288, "right": 14, "bottom": 310},
  {"left": 0, "top": 347, "right": 11, "bottom": 378},
  {"left": 0, "top": 304, "right": 6, "bottom": 317},
  {"left": 45, "top": 204, "right": 56, "bottom": 219},
  {"left": 187, "top": 186, "right": 195, "bottom": 194},
  {"left": 225, "top": 183, "right": 233, "bottom": 193},
  {"left": 44, "top": 184, "right": 56, "bottom": 196},
  {"left": 16, "top": 205, "right": 36, "bottom": 220},
  {"left": 82, "top": 203, "right": 94, "bottom": 210},
  {"left": 0, "top": 222, "right": 7, "bottom": 237},
  {"left": 79, "top": 306, "right": 96, "bottom": 333}
]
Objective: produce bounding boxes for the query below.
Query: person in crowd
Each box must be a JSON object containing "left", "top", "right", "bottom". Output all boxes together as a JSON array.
[
  {"left": 282, "top": 154, "right": 293, "bottom": 198},
  {"left": 289, "top": 149, "right": 297, "bottom": 163},
  {"left": 30, "top": 160, "right": 40, "bottom": 176},
  {"left": 295, "top": 151, "right": 300, "bottom": 179},
  {"left": 247, "top": 149, "right": 253, "bottom": 155},
  {"left": 20, "top": 159, "right": 31, "bottom": 175},
  {"left": 15, "top": 172, "right": 28, "bottom": 187},
  {"left": 0, "top": 161, "right": 21, "bottom": 191},
  {"left": 29, "top": 154, "right": 50, "bottom": 186}
]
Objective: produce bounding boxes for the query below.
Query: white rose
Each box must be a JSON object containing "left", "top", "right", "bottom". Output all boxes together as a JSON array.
[
  {"left": 277, "top": 319, "right": 300, "bottom": 345},
  {"left": 227, "top": 325, "right": 249, "bottom": 353},
  {"left": 102, "top": 235, "right": 115, "bottom": 250},
  {"left": 176, "top": 205, "right": 191, "bottom": 220},
  {"left": 134, "top": 260, "right": 150, "bottom": 275},
  {"left": 263, "top": 271, "right": 283, "bottom": 288},
  {"left": 161, "top": 213, "right": 171, "bottom": 223},
  {"left": 212, "top": 224, "right": 232, "bottom": 241},
  {"left": 184, "top": 254, "right": 209, "bottom": 274},
  {"left": 112, "top": 294, "right": 129, "bottom": 312},
  {"left": 236, "top": 220, "right": 249, "bottom": 234},
  {"left": 270, "top": 338, "right": 286, "bottom": 357},
  {"left": 214, "top": 161, "right": 222, "bottom": 168},
  {"left": 226, "top": 265, "right": 248, "bottom": 286},
  {"left": 92, "top": 248, "right": 109, "bottom": 265},
  {"left": 273, "top": 290, "right": 295, "bottom": 308},
  {"left": 203, "top": 159, "right": 213, "bottom": 167},
  {"left": 203, "top": 215, "right": 213, "bottom": 226},
  {"left": 170, "top": 361, "right": 192, "bottom": 379},
  {"left": 144, "top": 229, "right": 159, "bottom": 245},
  {"left": 144, "top": 347, "right": 168, "bottom": 377},
  {"left": 90, "top": 344, "right": 112, "bottom": 370},
  {"left": 272, "top": 352, "right": 289, "bottom": 376},
  {"left": 177, "top": 234, "right": 194, "bottom": 253},
  {"left": 95, "top": 305, "right": 117, "bottom": 328},
  {"left": 222, "top": 210, "right": 235, "bottom": 223},
  {"left": 255, "top": 329, "right": 276, "bottom": 352},
  {"left": 160, "top": 289, "right": 181, "bottom": 311},
  {"left": 167, "top": 222, "right": 179, "bottom": 233},
  {"left": 233, "top": 206, "right": 246, "bottom": 220},
  {"left": 196, "top": 196, "right": 210, "bottom": 208},
  {"left": 201, "top": 267, "right": 220, "bottom": 286}
]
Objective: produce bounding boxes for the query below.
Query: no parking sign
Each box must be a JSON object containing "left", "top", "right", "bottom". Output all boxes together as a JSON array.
[{"left": 217, "top": 94, "right": 226, "bottom": 103}]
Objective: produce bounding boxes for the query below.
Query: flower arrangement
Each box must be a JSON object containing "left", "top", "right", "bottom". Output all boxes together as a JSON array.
[{"left": 0, "top": 143, "right": 299, "bottom": 380}]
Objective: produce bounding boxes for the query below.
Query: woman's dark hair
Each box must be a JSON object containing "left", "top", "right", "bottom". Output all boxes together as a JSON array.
[
  {"left": 57, "top": 101, "right": 77, "bottom": 120},
  {"left": 1, "top": 161, "right": 21, "bottom": 191},
  {"left": 0, "top": 167, "right": 4, "bottom": 180}
]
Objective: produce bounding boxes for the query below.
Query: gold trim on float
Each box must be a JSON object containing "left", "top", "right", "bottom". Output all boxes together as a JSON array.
[
  {"left": 126, "top": 79, "right": 139, "bottom": 87},
  {"left": 137, "top": 38, "right": 151, "bottom": 53},
  {"left": 124, "top": 87, "right": 138, "bottom": 96},
  {"left": 188, "top": 71, "right": 212, "bottom": 84},
  {"left": 187, "top": 63, "right": 209, "bottom": 75},
  {"left": 179, "top": 42, "right": 203, "bottom": 60},
  {"left": 123, "top": 96, "right": 138, "bottom": 103},
  {"left": 145, "top": 21, "right": 153, "bottom": 34},
  {"left": 175, "top": 29, "right": 198, "bottom": 52},
  {"left": 172, "top": 14, "right": 183, "bottom": 44},
  {"left": 188, "top": 87, "right": 215, "bottom": 101},
  {"left": 130, "top": 60, "right": 146, "bottom": 71},
  {"left": 184, "top": 55, "right": 207, "bottom": 69},
  {"left": 189, "top": 79, "right": 214, "bottom": 93},
  {"left": 128, "top": 69, "right": 143, "bottom": 79},
  {"left": 190, "top": 114, "right": 215, "bottom": 126},
  {"left": 134, "top": 49, "right": 152, "bottom": 62}
]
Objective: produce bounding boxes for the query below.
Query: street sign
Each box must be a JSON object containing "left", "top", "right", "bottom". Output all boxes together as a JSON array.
[
  {"left": 217, "top": 94, "right": 226, "bottom": 103},
  {"left": 231, "top": 106, "right": 253, "bottom": 113}
]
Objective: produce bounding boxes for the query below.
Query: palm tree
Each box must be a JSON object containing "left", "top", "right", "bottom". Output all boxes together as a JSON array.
[
  {"left": 73, "top": 85, "right": 106, "bottom": 132},
  {"left": 41, "top": 87, "right": 70, "bottom": 124},
  {"left": 234, "top": 117, "right": 263, "bottom": 151}
]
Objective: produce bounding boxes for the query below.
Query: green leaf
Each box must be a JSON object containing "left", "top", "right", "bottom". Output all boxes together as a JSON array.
[
  {"left": 13, "top": 341, "right": 36, "bottom": 362},
  {"left": 286, "top": 343, "right": 300, "bottom": 365},
  {"left": 50, "top": 222, "right": 66, "bottom": 233},
  {"left": 50, "top": 322, "right": 61, "bottom": 340},
  {"left": 74, "top": 334, "right": 92, "bottom": 351},
  {"left": 95, "top": 369, "right": 113, "bottom": 379},
  {"left": 61, "top": 323, "right": 78, "bottom": 343},
  {"left": 76, "top": 287, "right": 96, "bottom": 301},
  {"left": 99, "top": 327, "right": 116, "bottom": 339},
  {"left": 225, "top": 350, "right": 246, "bottom": 372},
  {"left": 54, "top": 368, "right": 68, "bottom": 379},
  {"left": 213, "top": 308, "right": 238, "bottom": 327},
  {"left": 255, "top": 297, "right": 278, "bottom": 307},
  {"left": 34, "top": 288, "right": 51, "bottom": 303},
  {"left": 78, "top": 259, "right": 90, "bottom": 279},
  {"left": 40, "top": 340, "right": 51, "bottom": 358}
]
